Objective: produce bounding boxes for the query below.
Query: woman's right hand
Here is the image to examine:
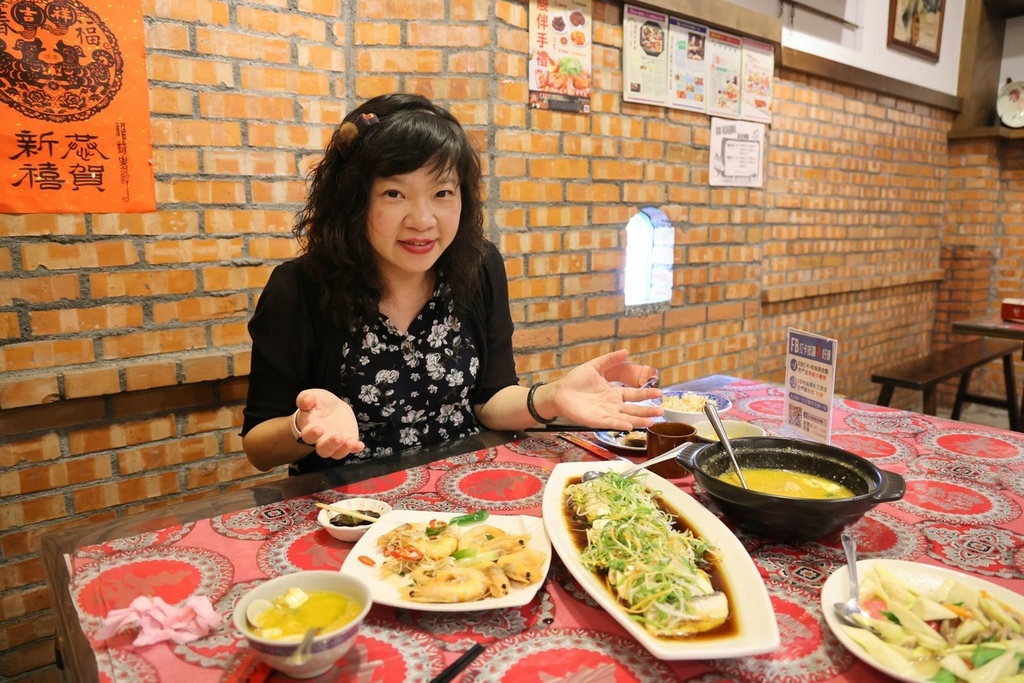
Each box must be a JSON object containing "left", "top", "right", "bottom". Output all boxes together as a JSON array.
[{"left": 294, "top": 389, "right": 366, "bottom": 459}]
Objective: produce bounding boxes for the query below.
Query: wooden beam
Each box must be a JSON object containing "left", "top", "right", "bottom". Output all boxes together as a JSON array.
[
  {"left": 780, "top": 48, "right": 962, "bottom": 112},
  {"left": 633, "top": 0, "right": 783, "bottom": 52}
]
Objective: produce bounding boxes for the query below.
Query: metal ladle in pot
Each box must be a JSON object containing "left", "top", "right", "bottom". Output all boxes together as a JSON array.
[{"left": 703, "top": 401, "right": 748, "bottom": 489}]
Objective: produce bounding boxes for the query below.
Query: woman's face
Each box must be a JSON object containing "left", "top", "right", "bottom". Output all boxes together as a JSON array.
[{"left": 366, "top": 164, "right": 462, "bottom": 284}]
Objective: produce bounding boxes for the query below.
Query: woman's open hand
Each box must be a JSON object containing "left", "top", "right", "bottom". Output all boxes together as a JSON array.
[
  {"left": 551, "top": 349, "right": 663, "bottom": 430},
  {"left": 295, "top": 389, "right": 366, "bottom": 460}
]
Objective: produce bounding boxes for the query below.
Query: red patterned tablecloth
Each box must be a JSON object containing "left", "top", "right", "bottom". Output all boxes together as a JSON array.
[{"left": 68, "top": 379, "right": 1024, "bottom": 682}]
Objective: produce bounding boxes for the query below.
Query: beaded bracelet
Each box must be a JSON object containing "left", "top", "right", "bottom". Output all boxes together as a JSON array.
[{"left": 527, "top": 382, "right": 558, "bottom": 424}]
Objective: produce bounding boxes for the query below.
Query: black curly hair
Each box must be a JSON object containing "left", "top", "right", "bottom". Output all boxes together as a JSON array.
[{"left": 295, "top": 93, "right": 486, "bottom": 327}]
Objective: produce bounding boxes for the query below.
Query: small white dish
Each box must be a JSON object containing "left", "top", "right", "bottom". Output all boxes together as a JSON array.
[
  {"left": 316, "top": 497, "right": 392, "bottom": 543},
  {"left": 594, "top": 430, "right": 646, "bottom": 452},
  {"left": 694, "top": 420, "right": 766, "bottom": 441}
]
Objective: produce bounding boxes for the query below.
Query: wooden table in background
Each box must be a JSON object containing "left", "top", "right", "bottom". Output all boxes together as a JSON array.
[{"left": 953, "top": 313, "right": 1024, "bottom": 428}]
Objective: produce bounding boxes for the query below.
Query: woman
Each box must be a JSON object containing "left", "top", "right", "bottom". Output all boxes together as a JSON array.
[{"left": 242, "top": 93, "right": 662, "bottom": 474}]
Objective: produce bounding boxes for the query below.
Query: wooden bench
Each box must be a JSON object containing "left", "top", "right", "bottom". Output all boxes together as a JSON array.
[{"left": 871, "top": 338, "right": 1021, "bottom": 431}]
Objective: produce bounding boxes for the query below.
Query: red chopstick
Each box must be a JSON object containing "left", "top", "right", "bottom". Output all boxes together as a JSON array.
[{"left": 559, "top": 433, "right": 623, "bottom": 461}]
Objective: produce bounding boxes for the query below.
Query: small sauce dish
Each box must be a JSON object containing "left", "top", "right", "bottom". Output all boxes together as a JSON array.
[{"left": 316, "top": 497, "right": 392, "bottom": 542}]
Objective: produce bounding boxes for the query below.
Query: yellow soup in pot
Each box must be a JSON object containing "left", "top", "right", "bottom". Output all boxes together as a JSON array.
[
  {"left": 718, "top": 468, "right": 855, "bottom": 499},
  {"left": 249, "top": 588, "right": 362, "bottom": 640}
]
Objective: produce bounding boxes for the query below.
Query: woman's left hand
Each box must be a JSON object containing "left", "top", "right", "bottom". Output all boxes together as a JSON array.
[{"left": 550, "top": 349, "right": 663, "bottom": 430}]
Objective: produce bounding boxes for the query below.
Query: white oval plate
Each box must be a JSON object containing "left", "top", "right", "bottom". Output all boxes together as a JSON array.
[
  {"left": 820, "top": 559, "right": 1024, "bottom": 683},
  {"left": 542, "top": 460, "right": 779, "bottom": 659},
  {"left": 339, "top": 510, "right": 550, "bottom": 612}
]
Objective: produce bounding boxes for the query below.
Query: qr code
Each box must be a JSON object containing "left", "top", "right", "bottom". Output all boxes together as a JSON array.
[{"left": 787, "top": 403, "right": 802, "bottom": 427}]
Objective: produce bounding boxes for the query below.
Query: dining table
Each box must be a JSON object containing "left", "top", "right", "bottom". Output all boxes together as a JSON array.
[
  {"left": 953, "top": 312, "right": 1024, "bottom": 429},
  {"left": 40, "top": 375, "right": 1024, "bottom": 683}
]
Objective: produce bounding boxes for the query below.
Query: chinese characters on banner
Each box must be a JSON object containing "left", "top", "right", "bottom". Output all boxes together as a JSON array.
[
  {"left": 0, "top": 0, "right": 156, "bottom": 213},
  {"left": 621, "top": 4, "right": 773, "bottom": 124},
  {"left": 784, "top": 328, "right": 839, "bottom": 445},
  {"left": 528, "top": 0, "right": 592, "bottom": 113}
]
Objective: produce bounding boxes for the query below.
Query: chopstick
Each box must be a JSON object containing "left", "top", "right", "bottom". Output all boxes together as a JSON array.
[
  {"left": 313, "top": 502, "right": 379, "bottom": 524},
  {"left": 523, "top": 424, "right": 596, "bottom": 432},
  {"left": 559, "top": 433, "right": 622, "bottom": 461},
  {"left": 429, "top": 643, "right": 485, "bottom": 683}
]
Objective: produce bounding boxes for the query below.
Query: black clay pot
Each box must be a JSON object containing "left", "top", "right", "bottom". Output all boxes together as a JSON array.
[{"left": 675, "top": 437, "right": 905, "bottom": 541}]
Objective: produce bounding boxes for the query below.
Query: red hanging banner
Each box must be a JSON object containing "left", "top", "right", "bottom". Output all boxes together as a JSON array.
[{"left": 0, "top": 0, "right": 156, "bottom": 213}]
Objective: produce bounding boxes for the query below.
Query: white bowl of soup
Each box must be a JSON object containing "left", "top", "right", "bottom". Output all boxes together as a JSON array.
[
  {"left": 233, "top": 570, "right": 372, "bottom": 678},
  {"left": 694, "top": 420, "right": 767, "bottom": 442},
  {"left": 675, "top": 437, "right": 905, "bottom": 541}
]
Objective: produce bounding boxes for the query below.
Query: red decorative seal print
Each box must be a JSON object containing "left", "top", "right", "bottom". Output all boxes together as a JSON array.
[{"left": 0, "top": 0, "right": 124, "bottom": 121}]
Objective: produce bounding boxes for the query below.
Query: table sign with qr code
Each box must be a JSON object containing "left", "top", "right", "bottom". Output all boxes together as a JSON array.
[{"left": 783, "top": 328, "right": 838, "bottom": 444}]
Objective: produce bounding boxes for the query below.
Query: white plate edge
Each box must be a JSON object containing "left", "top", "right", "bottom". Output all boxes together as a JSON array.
[{"left": 542, "top": 461, "right": 779, "bottom": 659}]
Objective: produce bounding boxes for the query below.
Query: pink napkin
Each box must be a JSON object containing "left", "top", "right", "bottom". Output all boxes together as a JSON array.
[{"left": 94, "top": 596, "right": 222, "bottom": 646}]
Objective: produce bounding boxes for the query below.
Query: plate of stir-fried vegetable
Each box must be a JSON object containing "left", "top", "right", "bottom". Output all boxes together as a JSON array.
[
  {"left": 542, "top": 461, "right": 779, "bottom": 659},
  {"left": 821, "top": 559, "right": 1024, "bottom": 682}
]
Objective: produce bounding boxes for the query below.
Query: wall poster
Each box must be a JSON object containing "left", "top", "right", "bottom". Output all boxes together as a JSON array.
[
  {"left": 740, "top": 38, "right": 773, "bottom": 124},
  {"left": 667, "top": 18, "right": 707, "bottom": 113},
  {"left": 528, "top": 0, "right": 593, "bottom": 113},
  {"left": 709, "top": 117, "right": 763, "bottom": 188},
  {"left": 706, "top": 29, "right": 742, "bottom": 119},
  {"left": 0, "top": 0, "right": 156, "bottom": 213},
  {"left": 622, "top": 4, "right": 668, "bottom": 107}
]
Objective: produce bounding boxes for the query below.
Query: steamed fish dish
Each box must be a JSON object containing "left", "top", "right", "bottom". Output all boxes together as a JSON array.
[
  {"left": 376, "top": 512, "right": 547, "bottom": 604},
  {"left": 842, "top": 565, "right": 1024, "bottom": 682},
  {"left": 564, "top": 472, "right": 728, "bottom": 636}
]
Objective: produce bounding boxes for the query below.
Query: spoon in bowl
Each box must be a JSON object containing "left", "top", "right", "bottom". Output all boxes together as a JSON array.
[
  {"left": 703, "top": 402, "right": 748, "bottom": 489},
  {"left": 285, "top": 627, "right": 317, "bottom": 667},
  {"left": 833, "top": 531, "right": 872, "bottom": 629}
]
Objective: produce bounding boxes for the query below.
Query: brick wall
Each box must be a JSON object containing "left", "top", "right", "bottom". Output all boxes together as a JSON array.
[{"left": 2, "top": 1, "right": 1023, "bottom": 680}]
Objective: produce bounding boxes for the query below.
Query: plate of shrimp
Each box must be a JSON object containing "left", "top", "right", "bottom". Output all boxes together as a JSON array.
[{"left": 339, "top": 510, "right": 552, "bottom": 611}]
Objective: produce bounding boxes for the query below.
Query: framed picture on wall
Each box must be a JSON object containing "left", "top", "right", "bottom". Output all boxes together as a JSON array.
[{"left": 887, "top": 0, "right": 945, "bottom": 61}]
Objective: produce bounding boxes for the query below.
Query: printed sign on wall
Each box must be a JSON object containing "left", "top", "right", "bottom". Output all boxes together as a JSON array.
[
  {"left": 0, "top": 0, "right": 156, "bottom": 213},
  {"left": 528, "top": 0, "right": 593, "bottom": 113}
]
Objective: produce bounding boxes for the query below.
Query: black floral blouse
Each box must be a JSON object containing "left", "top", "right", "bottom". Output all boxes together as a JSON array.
[{"left": 338, "top": 285, "right": 481, "bottom": 462}]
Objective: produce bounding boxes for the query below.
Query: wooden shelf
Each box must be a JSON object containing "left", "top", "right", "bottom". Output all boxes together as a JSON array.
[{"left": 948, "top": 126, "right": 1024, "bottom": 140}]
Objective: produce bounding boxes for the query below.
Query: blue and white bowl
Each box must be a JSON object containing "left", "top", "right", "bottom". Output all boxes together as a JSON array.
[
  {"left": 652, "top": 391, "right": 732, "bottom": 425},
  {"left": 233, "top": 570, "right": 372, "bottom": 678}
]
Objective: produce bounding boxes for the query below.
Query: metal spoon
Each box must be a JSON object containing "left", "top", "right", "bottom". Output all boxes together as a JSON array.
[
  {"left": 582, "top": 442, "right": 695, "bottom": 482},
  {"left": 285, "top": 627, "right": 317, "bottom": 667},
  {"left": 703, "top": 402, "right": 748, "bottom": 489},
  {"left": 833, "top": 531, "right": 872, "bottom": 629}
]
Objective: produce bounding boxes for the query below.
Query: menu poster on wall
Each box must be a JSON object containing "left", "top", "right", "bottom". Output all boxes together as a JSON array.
[
  {"left": 741, "top": 38, "right": 774, "bottom": 124},
  {"left": 709, "top": 117, "right": 763, "bottom": 188},
  {"left": 667, "top": 18, "right": 708, "bottom": 113},
  {"left": 784, "top": 328, "right": 839, "bottom": 445},
  {"left": 706, "top": 29, "right": 742, "bottom": 119},
  {"left": 528, "top": 0, "right": 593, "bottom": 113},
  {"left": 622, "top": 4, "right": 668, "bottom": 106},
  {"left": 0, "top": 0, "right": 156, "bottom": 213}
]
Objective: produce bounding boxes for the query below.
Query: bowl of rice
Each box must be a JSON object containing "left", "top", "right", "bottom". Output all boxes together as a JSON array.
[{"left": 654, "top": 391, "right": 732, "bottom": 425}]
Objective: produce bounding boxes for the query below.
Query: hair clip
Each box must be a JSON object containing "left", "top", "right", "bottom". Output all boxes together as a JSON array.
[{"left": 337, "top": 112, "right": 380, "bottom": 161}]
